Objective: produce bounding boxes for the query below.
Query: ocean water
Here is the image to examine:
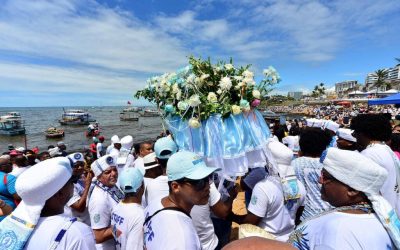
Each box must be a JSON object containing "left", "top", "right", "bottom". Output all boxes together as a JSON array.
[{"left": 0, "top": 106, "right": 163, "bottom": 153}]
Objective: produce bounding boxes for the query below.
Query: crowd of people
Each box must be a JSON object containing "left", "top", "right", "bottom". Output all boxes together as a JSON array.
[{"left": 1, "top": 112, "right": 400, "bottom": 249}]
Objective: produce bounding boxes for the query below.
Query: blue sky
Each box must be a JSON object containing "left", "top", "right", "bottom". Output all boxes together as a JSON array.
[{"left": 0, "top": 0, "right": 399, "bottom": 107}]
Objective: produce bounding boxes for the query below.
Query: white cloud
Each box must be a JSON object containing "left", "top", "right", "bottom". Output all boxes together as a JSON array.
[{"left": 0, "top": 0, "right": 188, "bottom": 74}]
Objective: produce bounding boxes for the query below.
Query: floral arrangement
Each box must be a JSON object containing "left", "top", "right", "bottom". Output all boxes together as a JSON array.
[{"left": 134, "top": 56, "right": 280, "bottom": 127}]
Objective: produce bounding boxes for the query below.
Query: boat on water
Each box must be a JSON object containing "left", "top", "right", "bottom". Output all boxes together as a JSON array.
[
  {"left": 45, "top": 127, "right": 65, "bottom": 138},
  {"left": 139, "top": 109, "right": 160, "bottom": 117},
  {"left": 59, "top": 109, "right": 96, "bottom": 125},
  {"left": 261, "top": 109, "right": 281, "bottom": 123},
  {"left": 0, "top": 112, "right": 26, "bottom": 136},
  {"left": 120, "top": 107, "right": 140, "bottom": 121}
]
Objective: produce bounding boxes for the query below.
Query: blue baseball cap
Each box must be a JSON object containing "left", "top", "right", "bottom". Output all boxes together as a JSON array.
[
  {"left": 154, "top": 137, "right": 178, "bottom": 159},
  {"left": 119, "top": 167, "right": 144, "bottom": 193},
  {"left": 167, "top": 151, "right": 220, "bottom": 181}
]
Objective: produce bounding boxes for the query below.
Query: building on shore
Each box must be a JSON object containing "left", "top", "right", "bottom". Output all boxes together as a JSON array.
[
  {"left": 335, "top": 80, "right": 359, "bottom": 98},
  {"left": 287, "top": 91, "right": 303, "bottom": 100}
]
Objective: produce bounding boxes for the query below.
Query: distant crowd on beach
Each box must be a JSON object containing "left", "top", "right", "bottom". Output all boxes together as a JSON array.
[{"left": 2, "top": 111, "right": 400, "bottom": 249}]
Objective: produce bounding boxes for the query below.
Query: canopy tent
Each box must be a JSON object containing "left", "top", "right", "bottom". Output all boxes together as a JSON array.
[
  {"left": 348, "top": 91, "right": 366, "bottom": 95},
  {"left": 368, "top": 93, "right": 400, "bottom": 105},
  {"left": 385, "top": 89, "right": 399, "bottom": 94}
]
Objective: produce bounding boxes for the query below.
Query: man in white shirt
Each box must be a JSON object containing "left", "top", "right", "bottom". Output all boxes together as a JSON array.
[
  {"left": 88, "top": 155, "right": 124, "bottom": 250},
  {"left": 351, "top": 114, "right": 400, "bottom": 213},
  {"left": 232, "top": 141, "right": 305, "bottom": 241},
  {"left": 116, "top": 135, "right": 135, "bottom": 175},
  {"left": 143, "top": 151, "right": 220, "bottom": 250},
  {"left": 111, "top": 167, "right": 145, "bottom": 250},
  {"left": 106, "top": 135, "right": 121, "bottom": 156},
  {"left": 97, "top": 136, "right": 106, "bottom": 159},
  {"left": 0, "top": 157, "right": 96, "bottom": 250},
  {"left": 132, "top": 141, "right": 154, "bottom": 170},
  {"left": 144, "top": 137, "right": 177, "bottom": 206},
  {"left": 289, "top": 148, "right": 398, "bottom": 249},
  {"left": 64, "top": 152, "right": 93, "bottom": 225}
]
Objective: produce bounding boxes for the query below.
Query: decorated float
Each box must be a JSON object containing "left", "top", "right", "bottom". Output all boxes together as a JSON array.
[{"left": 135, "top": 56, "right": 280, "bottom": 177}]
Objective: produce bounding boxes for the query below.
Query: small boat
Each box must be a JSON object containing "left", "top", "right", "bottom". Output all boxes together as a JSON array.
[
  {"left": 45, "top": 127, "right": 65, "bottom": 138},
  {"left": 59, "top": 109, "right": 96, "bottom": 125},
  {"left": 139, "top": 109, "right": 160, "bottom": 117},
  {"left": 120, "top": 107, "right": 140, "bottom": 121},
  {"left": 0, "top": 112, "right": 26, "bottom": 136}
]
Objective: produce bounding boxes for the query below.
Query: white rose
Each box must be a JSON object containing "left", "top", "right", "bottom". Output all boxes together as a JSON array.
[
  {"left": 242, "top": 70, "right": 254, "bottom": 79},
  {"left": 176, "top": 90, "right": 182, "bottom": 100},
  {"left": 233, "top": 76, "right": 243, "bottom": 81},
  {"left": 188, "top": 118, "right": 201, "bottom": 128},
  {"left": 219, "top": 76, "right": 232, "bottom": 91},
  {"left": 252, "top": 90, "right": 261, "bottom": 99},
  {"left": 207, "top": 92, "right": 218, "bottom": 103},
  {"left": 188, "top": 94, "right": 201, "bottom": 107},
  {"left": 187, "top": 74, "right": 196, "bottom": 83},
  {"left": 217, "top": 89, "right": 222, "bottom": 95},
  {"left": 177, "top": 101, "right": 188, "bottom": 110},
  {"left": 224, "top": 64, "right": 234, "bottom": 70},
  {"left": 200, "top": 74, "right": 209, "bottom": 81},
  {"left": 172, "top": 83, "right": 179, "bottom": 94},
  {"left": 231, "top": 105, "right": 242, "bottom": 115}
]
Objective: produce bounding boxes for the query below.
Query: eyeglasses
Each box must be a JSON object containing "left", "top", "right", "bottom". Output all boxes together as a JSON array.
[{"left": 176, "top": 176, "right": 211, "bottom": 191}]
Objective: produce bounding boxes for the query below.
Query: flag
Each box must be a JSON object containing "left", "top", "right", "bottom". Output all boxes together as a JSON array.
[{"left": 127, "top": 101, "right": 131, "bottom": 105}]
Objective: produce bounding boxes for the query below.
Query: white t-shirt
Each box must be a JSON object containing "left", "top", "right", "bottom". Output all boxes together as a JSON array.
[
  {"left": 190, "top": 183, "right": 221, "bottom": 250},
  {"left": 145, "top": 175, "right": 169, "bottom": 207},
  {"left": 282, "top": 136, "right": 300, "bottom": 152},
  {"left": 362, "top": 144, "right": 398, "bottom": 212},
  {"left": 111, "top": 203, "right": 145, "bottom": 250},
  {"left": 290, "top": 212, "right": 393, "bottom": 249},
  {"left": 248, "top": 176, "right": 305, "bottom": 241},
  {"left": 24, "top": 214, "right": 96, "bottom": 250},
  {"left": 132, "top": 157, "right": 144, "bottom": 169},
  {"left": 64, "top": 182, "right": 91, "bottom": 225},
  {"left": 97, "top": 143, "right": 105, "bottom": 159},
  {"left": 144, "top": 200, "right": 201, "bottom": 250},
  {"left": 10, "top": 166, "right": 29, "bottom": 177},
  {"left": 88, "top": 185, "right": 119, "bottom": 250},
  {"left": 106, "top": 145, "right": 114, "bottom": 155},
  {"left": 292, "top": 156, "right": 332, "bottom": 220}
]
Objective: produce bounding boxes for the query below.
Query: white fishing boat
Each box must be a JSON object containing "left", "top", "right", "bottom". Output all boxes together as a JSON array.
[
  {"left": 139, "top": 109, "right": 160, "bottom": 117},
  {"left": 0, "top": 112, "right": 26, "bottom": 135},
  {"left": 59, "top": 109, "right": 96, "bottom": 125},
  {"left": 120, "top": 107, "right": 140, "bottom": 121}
]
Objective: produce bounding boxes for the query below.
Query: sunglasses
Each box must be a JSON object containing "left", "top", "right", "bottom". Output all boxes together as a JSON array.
[{"left": 177, "top": 176, "right": 211, "bottom": 191}]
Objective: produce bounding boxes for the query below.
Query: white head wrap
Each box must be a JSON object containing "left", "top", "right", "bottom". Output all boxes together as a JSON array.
[
  {"left": 266, "top": 140, "right": 301, "bottom": 201},
  {"left": 306, "top": 118, "right": 324, "bottom": 128},
  {"left": 91, "top": 154, "right": 117, "bottom": 177},
  {"left": 0, "top": 157, "right": 72, "bottom": 249},
  {"left": 323, "top": 120, "right": 340, "bottom": 133},
  {"left": 321, "top": 147, "right": 400, "bottom": 248},
  {"left": 336, "top": 128, "right": 356, "bottom": 142},
  {"left": 111, "top": 135, "right": 120, "bottom": 144},
  {"left": 120, "top": 135, "right": 133, "bottom": 150}
]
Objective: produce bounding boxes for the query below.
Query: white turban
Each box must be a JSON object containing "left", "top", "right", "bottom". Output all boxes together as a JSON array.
[
  {"left": 120, "top": 135, "right": 133, "bottom": 150},
  {"left": 0, "top": 157, "right": 72, "bottom": 249},
  {"left": 321, "top": 148, "right": 400, "bottom": 248},
  {"left": 111, "top": 135, "right": 120, "bottom": 144},
  {"left": 336, "top": 128, "right": 356, "bottom": 142},
  {"left": 266, "top": 140, "right": 301, "bottom": 201},
  {"left": 323, "top": 120, "right": 339, "bottom": 133},
  {"left": 306, "top": 118, "right": 324, "bottom": 128},
  {"left": 91, "top": 154, "right": 117, "bottom": 177},
  {"left": 267, "top": 140, "right": 294, "bottom": 176}
]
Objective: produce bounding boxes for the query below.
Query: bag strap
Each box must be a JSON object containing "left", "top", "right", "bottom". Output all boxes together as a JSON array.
[
  {"left": 48, "top": 217, "right": 77, "bottom": 250},
  {"left": 143, "top": 207, "right": 191, "bottom": 226}
]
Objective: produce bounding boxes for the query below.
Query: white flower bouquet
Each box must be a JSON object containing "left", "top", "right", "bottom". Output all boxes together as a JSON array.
[{"left": 135, "top": 56, "right": 280, "bottom": 123}]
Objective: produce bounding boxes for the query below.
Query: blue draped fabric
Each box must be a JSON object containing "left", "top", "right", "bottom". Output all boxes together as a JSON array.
[{"left": 166, "top": 109, "right": 271, "bottom": 176}]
